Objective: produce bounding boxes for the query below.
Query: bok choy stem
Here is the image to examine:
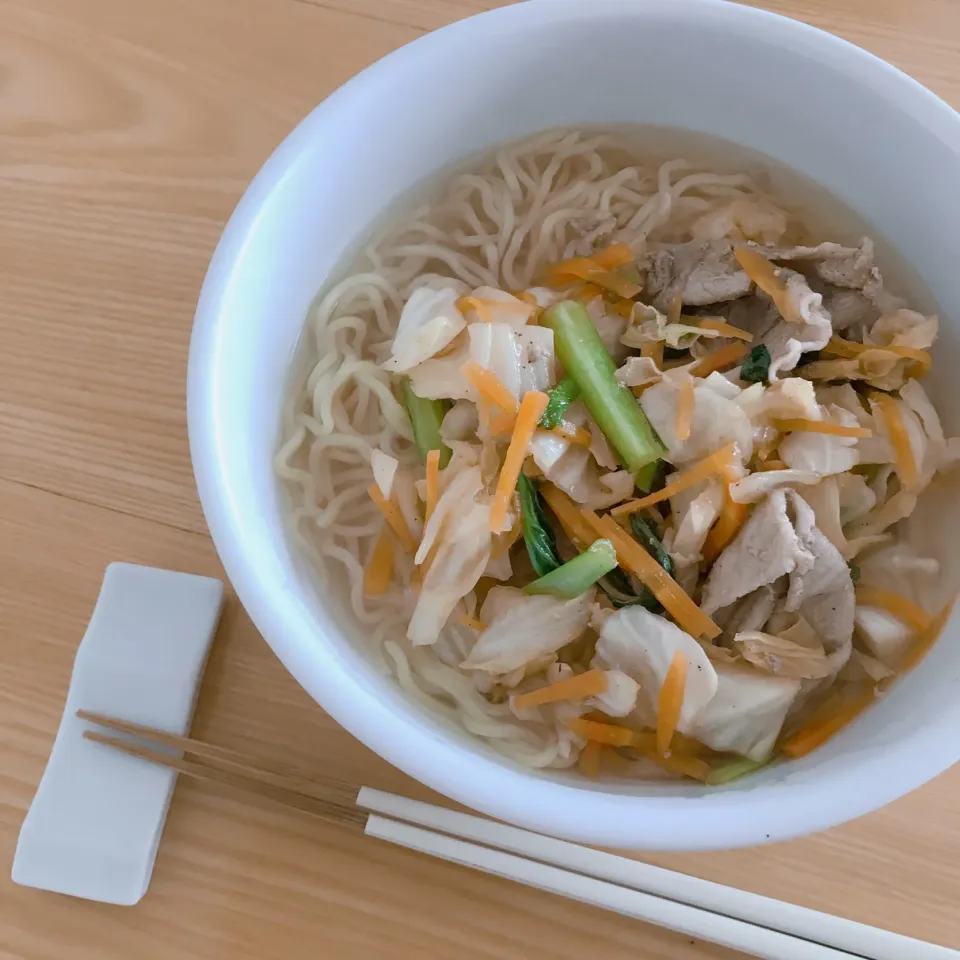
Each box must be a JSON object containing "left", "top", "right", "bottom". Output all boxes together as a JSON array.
[
  {"left": 524, "top": 539, "right": 618, "bottom": 599},
  {"left": 541, "top": 300, "right": 664, "bottom": 485},
  {"left": 400, "top": 378, "right": 451, "bottom": 467}
]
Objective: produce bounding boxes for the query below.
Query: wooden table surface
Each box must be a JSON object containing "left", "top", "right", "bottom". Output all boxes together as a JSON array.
[{"left": 2, "top": 1, "right": 959, "bottom": 957}]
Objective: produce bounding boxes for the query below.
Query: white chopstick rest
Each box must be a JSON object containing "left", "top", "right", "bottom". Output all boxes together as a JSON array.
[{"left": 12, "top": 562, "right": 224, "bottom": 905}]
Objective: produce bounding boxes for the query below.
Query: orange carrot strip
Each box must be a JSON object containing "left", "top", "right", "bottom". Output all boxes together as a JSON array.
[
  {"left": 734, "top": 246, "right": 795, "bottom": 321},
  {"left": 458, "top": 613, "right": 487, "bottom": 632},
  {"left": 640, "top": 339, "right": 665, "bottom": 368},
  {"left": 578, "top": 740, "right": 603, "bottom": 777},
  {"left": 667, "top": 294, "right": 683, "bottom": 328},
  {"left": 363, "top": 527, "right": 395, "bottom": 596},
  {"left": 367, "top": 484, "right": 417, "bottom": 552},
  {"left": 773, "top": 417, "right": 872, "bottom": 439},
  {"left": 568, "top": 717, "right": 635, "bottom": 747},
  {"left": 575, "top": 283, "right": 604, "bottom": 303},
  {"left": 611, "top": 298, "right": 635, "bottom": 321},
  {"left": 694, "top": 317, "right": 754, "bottom": 342},
  {"left": 855, "top": 585, "right": 933, "bottom": 633},
  {"left": 590, "top": 242, "right": 635, "bottom": 270},
  {"left": 782, "top": 688, "right": 876, "bottom": 758},
  {"left": 585, "top": 511, "right": 722, "bottom": 640},
  {"left": 690, "top": 341, "right": 750, "bottom": 377},
  {"left": 674, "top": 375, "right": 695, "bottom": 442},
  {"left": 540, "top": 483, "right": 597, "bottom": 548},
  {"left": 871, "top": 392, "right": 920, "bottom": 490},
  {"left": 823, "top": 335, "right": 932, "bottom": 377},
  {"left": 456, "top": 295, "right": 493, "bottom": 323},
  {"left": 490, "top": 390, "right": 550, "bottom": 532},
  {"left": 490, "top": 412, "right": 517, "bottom": 436},
  {"left": 424, "top": 449, "right": 440, "bottom": 524},
  {"left": 546, "top": 258, "right": 641, "bottom": 299},
  {"left": 657, "top": 652, "right": 689, "bottom": 756},
  {"left": 513, "top": 669, "right": 609, "bottom": 711},
  {"left": 462, "top": 361, "right": 519, "bottom": 415},
  {"left": 702, "top": 465, "right": 747, "bottom": 564},
  {"left": 611, "top": 443, "right": 736, "bottom": 516}
]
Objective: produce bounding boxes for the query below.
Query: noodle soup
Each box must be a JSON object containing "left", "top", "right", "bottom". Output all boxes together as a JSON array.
[{"left": 276, "top": 128, "right": 956, "bottom": 783}]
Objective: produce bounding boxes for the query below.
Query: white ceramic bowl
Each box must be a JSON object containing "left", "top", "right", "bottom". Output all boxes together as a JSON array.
[{"left": 188, "top": 0, "right": 960, "bottom": 850}]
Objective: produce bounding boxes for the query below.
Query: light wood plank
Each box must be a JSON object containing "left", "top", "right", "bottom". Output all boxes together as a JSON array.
[
  {"left": 0, "top": 0, "right": 420, "bottom": 534},
  {"left": 0, "top": 479, "right": 740, "bottom": 960},
  {"left": 4, "top": 0, "right": 960, "bottom": 957}
]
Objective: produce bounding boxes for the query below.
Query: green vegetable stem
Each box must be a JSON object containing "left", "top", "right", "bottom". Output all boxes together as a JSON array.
[
  {"left": 524, "top": 539, "right": 618, "bottom": 599},
  {"left": 539, "top": 378, "right": 581, "bottom": 429},
  {"left": 400, "top": 379, "right": 451, "bottom": 467},
  {"left": 517, "top": 473, "right": 561, "bottom": 577},
  {"left": 541, "top": 301, "right": 664, "bottom": 486}
]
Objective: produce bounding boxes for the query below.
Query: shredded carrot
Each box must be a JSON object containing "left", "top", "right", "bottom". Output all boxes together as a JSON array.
[
  {"left": 647, "top": 751, "right": 711, "bottom": 782},
  {"left": 456, "top": 295, "right": 493, "bottom": 323},
  {"left": 490, "top": 412, "right": 517, "bottom": 436},
  {"left": 855, "top": 585, "right": 933, "bottom": 633},
  {"left": 782, "top": 688, "right": 876, "bottom": 758},
  {"left": 900, "top": 594, "right": 956, "bottom": 672},
  {"left": 514, "top": 669, "right": 609, "bottom": 711},
  {"left": 702, "top": 465, "right": 747, "bottom": 564},
  {"left": 611, "top": 298, "right": 635, "bottom": 321},
  {"left": 490, "top": 390, "right": 550, "bottom": 532},
  {"left": 462, "top": 361, "right": 518, "bottom": 415},
  {"left": 871, "top": 392, "right": 920, "bottom": 490},
  {"left": 772, "top": 417, "right": 872, "bottom": 439},
  {"left": 575, "top": 283, "right": 603, "bottom": 303},
  {"left": 657, "top": 652, "right": 689, "bottom": 756},
  {"left": 548, "top": 422, "right": 592, "bottom": 447},
  {"left": 578, "top": 740, "right": 603, "bottom": 777},
  {"left": 640, "top": 339, "right": 665, "bottom": 368},
  {"left": 823, "top": 335, "right": 932, "bottom": 377},
  {"left": 363, "top": 527, "right": 395, "bottom": 596},
  {"left": 367, "top": 484, "right": 417, "bottom": 552},
  {"left": 667, "top": 293, "right": 683, "bottom": 328},
  {"left": 628, "top": 732, "right": 710, "bottom": 778},
  {"left": 458, "top": 613, "right": 487, "bottom": 632},
  {"left": 424, "top": 449, "right": 440, "bottom": 524},
  {"left": 690, "top": 341, "right": 750, "bottom": 377},
  {"left": 584, "top": 510, "right": 722, "bottom": 640},
  {"left": 674, "top": 375, "right": 695, "bottom": 442},
  {"left": 694, "top": 317, "right": 754, "bottom": 342},
  {"left": 568, "top": 717, "right": 636, "bottom": 747},
  {"left": 546, "top": 257, "right": 641, "bottom": 300},
  {"left": 734, "top": 246, "right": 795, "bottom": 321},
  {"left": 590, "top": 242, "right": 635, "bottom": 270},
  {"left": 760, "top": 460, "right": 788, "bottom": 471},
  {"left": 540, "top": 483, "right": 597, "bottom": 548},
  {"left": 612, "top": 443, "right": 736, "bottom": 516}
]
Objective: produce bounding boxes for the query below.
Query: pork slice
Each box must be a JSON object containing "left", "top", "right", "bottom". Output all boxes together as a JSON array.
[
  {"left": 645, "top": 239, "right": 752, "bottom": 311},
  {"left": 701, "top": 489, "right": 814, "bottom": 615}
]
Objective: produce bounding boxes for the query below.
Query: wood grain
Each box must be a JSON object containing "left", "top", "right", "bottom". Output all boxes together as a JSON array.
[{"left": 2, "top": 1, "right": 959, "bottom": 958}]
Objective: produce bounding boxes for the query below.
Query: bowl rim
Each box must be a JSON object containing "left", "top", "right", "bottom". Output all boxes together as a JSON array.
[{"left": 188, "top": 0, "right": 960, "bottom": 849}]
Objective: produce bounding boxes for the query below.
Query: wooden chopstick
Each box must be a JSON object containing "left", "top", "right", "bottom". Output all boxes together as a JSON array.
[
  {"left": 77, "top": 711, "right": 364, "bottom": 827},
  {"left": 77, "top": 711, "right": 959, "bottom": 960}
]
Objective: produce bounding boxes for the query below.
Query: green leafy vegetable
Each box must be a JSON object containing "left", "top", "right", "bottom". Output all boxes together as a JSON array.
[
  {"left": 541, "top": 300, "right": 665, "bottom": 479},
  {"left": 400, "top": 379, "right": 451, "bottom": 467},
  {"left": 848, "top": 562, "right": 861, "bottom": 584},
  {"left": 630, "top": 514, "right": 676, "bottom": 579},
  {"left": 598, "top": 570, "right": 659, "bottom": 611},
  {"left": 539, "top": 378, "right": 581, "bottom": 429},
  {"left": 525, "top": 539, "right": 618, "bottom": 599},
  {"left": 706, "top": 756, "right": 770, "bottom": 786},
  {"left": 517, "top": 473, "right": 561, "bottom": 577},
  {"left": 740, "top": 344, "right": 771, "bottom": 384}
]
